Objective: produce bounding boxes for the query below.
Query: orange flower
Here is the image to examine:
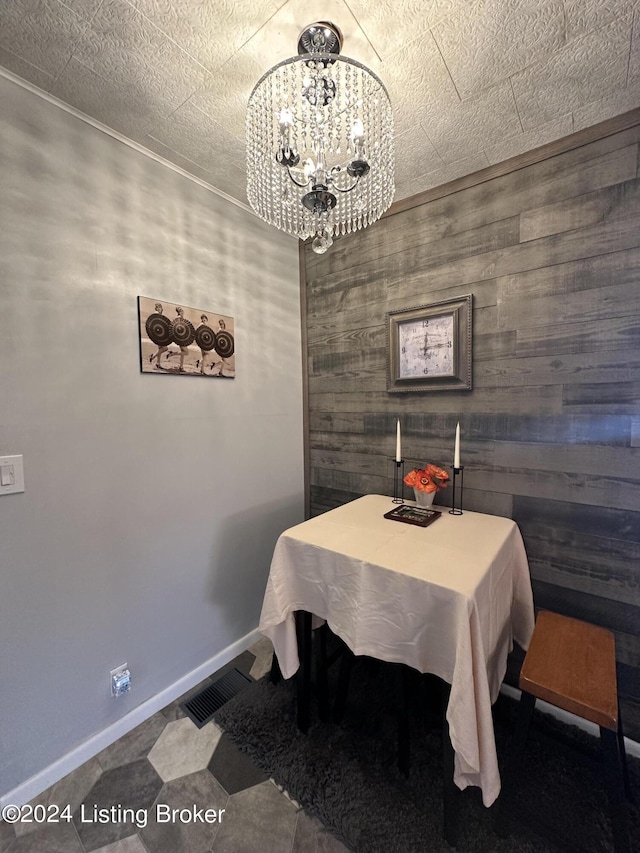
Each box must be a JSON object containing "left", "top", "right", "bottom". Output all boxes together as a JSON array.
[
  {"left": 419, "top": 477, "right": 437, "bottom": 493},
  {"left": 403, "top": 463, "right": 450, "bottom": 492},
  {"left": 426, "top": 464, "right": 449, "bottom": 482},
  {"left": 403, "top": 469, "right": 419, "bottom": 488}
]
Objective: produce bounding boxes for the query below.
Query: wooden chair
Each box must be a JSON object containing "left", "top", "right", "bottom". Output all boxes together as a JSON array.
[{"left": 498, "top": 610, "right": 631, "bottom": 853}]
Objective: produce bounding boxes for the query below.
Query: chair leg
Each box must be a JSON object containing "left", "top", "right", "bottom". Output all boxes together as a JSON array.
[
  {"left": 600, "top": 726, "right": 630, "bottom": 853},
  {"left": 512, "top": 689, "right": 536, "bottom": 763},
  {"left": 617, "top": 705, "right": 632, "bottom": 803}
]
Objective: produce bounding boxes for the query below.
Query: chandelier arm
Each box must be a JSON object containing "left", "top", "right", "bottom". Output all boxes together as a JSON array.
[
  {"left": 286, "top": 168, "right": 313, "bottom": 189},
  {"left": 329, "top": 173, "right": 360, "bottom": 193},
  {"left": 326, "top": 81, "right": 380, "bottom": 122}
]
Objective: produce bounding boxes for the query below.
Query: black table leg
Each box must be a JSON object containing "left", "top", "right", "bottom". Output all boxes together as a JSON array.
[
  {"left": 316, "top": 623, "right": 330, "bottom": 721},
  {"left": 494, "top": 689, "right": 536, "bottom": 838},
  {"left": 295, "top": 610, "right": 312, "bottom": 733},
  {"left": 397, "top": 665, "right": 411, "bottom": 778},
  {"left": 441, "top": 681, "right": 460, "bottom": 847},
  {"left": 333, "top": 644, "right": 354, "bottom": 723},
  {"left": 269, "top": 651, "right": 282, "bottom": 684}
]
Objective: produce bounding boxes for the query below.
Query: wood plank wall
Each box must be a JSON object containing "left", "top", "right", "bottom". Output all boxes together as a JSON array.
[{"left": 302, "top": 118, "right": 640, "bottom": 739}]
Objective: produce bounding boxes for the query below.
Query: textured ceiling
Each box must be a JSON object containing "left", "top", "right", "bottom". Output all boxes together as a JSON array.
[{"left": 1, "top": 0, "right": 639, "bottom": 212}]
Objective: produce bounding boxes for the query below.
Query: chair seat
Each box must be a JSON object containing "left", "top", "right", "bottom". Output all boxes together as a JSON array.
[{"left": 520, "top": 609, "right": 618, "bottom": 730}]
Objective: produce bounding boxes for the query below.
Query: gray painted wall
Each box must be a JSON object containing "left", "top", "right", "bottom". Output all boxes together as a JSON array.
[
  {"left": 304, "top": 122, "right": 640, "bottom": 739},
  {"left": 0, "top": 75, "right": 304, "bottom": 798}
]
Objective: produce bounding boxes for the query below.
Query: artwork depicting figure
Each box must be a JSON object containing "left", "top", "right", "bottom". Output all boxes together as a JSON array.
[
  {"left": 138, "top": 297, "right": 235, "bottom": 379},
  {"left": 195, "top": 314, "right": 217, "bottom": 374},
  {"left": 146, "top": 303, "right": 173, "bottom": 369},
  {"left": 210, "top": 318, "right": 235, "bottom": 377}
]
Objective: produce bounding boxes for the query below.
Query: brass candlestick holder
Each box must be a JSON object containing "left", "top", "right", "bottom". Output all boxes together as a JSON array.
[{"left": 449, "top": 466, "right": 464, "bottom": 515}]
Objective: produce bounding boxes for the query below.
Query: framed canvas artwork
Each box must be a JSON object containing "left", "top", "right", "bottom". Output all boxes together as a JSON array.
[{"left": 138, "top": 297, "right": 235, "bottom": 379}]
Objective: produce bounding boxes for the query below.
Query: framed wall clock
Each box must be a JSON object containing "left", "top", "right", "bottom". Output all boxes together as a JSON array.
[{"left": 387, "top": 295, "right": 472, "bottom": 392}]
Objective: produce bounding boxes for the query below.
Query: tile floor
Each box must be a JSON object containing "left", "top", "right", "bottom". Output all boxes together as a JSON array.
[{"left": 0, "top": 639, "right": 349, "bottom": 853}]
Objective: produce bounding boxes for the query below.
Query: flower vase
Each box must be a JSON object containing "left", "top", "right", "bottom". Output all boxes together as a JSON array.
[{"left": 413, "top": 488, "right": 436, "bottom": 508}]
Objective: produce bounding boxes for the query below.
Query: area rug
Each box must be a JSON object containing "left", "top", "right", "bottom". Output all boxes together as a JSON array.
[{"left": 214, "top": 658, "right": 639, "bottom": 853}]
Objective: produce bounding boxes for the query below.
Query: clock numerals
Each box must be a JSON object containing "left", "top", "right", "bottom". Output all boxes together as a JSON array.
[
  {"left": 397, "top": 313, "right": 455, "bottom": 380},
  {"left": 388, "top": 295, "right": 472, "bottom": 392}
]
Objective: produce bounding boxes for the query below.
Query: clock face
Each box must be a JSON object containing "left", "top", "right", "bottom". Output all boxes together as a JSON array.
[{"left": 398, "top": 313, "right": 455, "bottom": 379}]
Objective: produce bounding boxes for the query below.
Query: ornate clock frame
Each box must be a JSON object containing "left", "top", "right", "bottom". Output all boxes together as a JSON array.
[{"left": 386, "top": 295, "right": 473, "bottom": 393}]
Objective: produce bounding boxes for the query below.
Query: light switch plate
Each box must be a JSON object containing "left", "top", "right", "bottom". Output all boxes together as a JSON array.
[{"left": 0, "top": 455, "right": 25, "bottom": 495}]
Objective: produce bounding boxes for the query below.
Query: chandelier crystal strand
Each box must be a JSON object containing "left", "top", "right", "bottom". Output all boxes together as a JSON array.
[{"left": 246, "top": 22, "right": 394, "bottom": 254}]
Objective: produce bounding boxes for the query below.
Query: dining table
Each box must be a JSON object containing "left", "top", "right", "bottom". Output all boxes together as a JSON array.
[{"left": 258, "top": 493, "right": 535, "bottom": 840}]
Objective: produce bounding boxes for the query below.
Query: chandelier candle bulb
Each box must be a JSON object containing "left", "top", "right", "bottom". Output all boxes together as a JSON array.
[
  {"left": 395, "top": 419, "right": 402, "bottom": 462},
  {"left": 351, "top": 119, "right": 364, "bottom": 137},
  {"left": 454, "top": 422, "right": 461, "bottom": 469}
]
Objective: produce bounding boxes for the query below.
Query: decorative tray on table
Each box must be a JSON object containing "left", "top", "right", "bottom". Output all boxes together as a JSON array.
[{"left": 383, "top": 504, "right": 441, "bottom": 528}]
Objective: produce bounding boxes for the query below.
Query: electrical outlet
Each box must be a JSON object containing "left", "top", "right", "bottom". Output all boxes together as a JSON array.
[{"left": 110, "top": 664, "right": 131, "bottom": 697}]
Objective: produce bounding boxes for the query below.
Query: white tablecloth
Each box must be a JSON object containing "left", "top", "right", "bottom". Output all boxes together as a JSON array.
[{"left": 259, "top": 494, "right": 535, "bottom": 806}]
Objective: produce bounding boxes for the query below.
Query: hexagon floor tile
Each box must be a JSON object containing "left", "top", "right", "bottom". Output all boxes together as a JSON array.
[
  {"left": 147, "top": 718, "right": 223, "bottom": 783},
  {"left": 207, "top": 733, "right": 269, "bottom": 795},
  {"left": 0, "top": 641, "right": 351, "bottom": 853},
  {"left": 74, "top": 759, "right": 163, "bottom": 851},
  {"left": 140, "top": 770, "right": 228, "bottom": 853},
  {"left": 213, "top": 780, "right": 298, "bottom": 853}
]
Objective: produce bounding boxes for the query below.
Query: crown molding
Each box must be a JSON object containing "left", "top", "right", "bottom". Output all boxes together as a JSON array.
[{"left": 0, "top": 66, "right": 254, "bottom": 216}]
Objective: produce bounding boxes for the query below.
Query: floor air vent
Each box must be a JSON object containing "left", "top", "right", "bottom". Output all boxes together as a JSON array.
[{"left": 182, "top": 668, "right": 253, "bottom": 728}]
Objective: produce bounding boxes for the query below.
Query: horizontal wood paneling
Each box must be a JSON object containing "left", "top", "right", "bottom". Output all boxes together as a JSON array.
[
  {"left": 307, "top": 139, "right": 640, "bottom": 282},
  {"left": 475, "top": 350, "right": 640, "bottom": 389},
  {"left": 314, "top": 214, "right": 521, "bottom": 280},
  {"left": 303, "top": 120, "right": 640, "bottom": 740},
  {"left": 306, "top": 279, "right": 499, "bottom": 344},
  {"left": 514, "top": 315, "right": 640, "bottom": 359},
  {"left": 519, "top": 174, "right": 640, "bottom": 242},
  {"left": 497, "top": 245, "right": 640, "bottom": 301},
  {"left": 562, "top": 380, "right": 640, "bottom": 412},
  {"left": 495, "top": 443, "right": 640, "bottom": 479},
  {"left": 307, "top": 210, "right": 640, "bottom": 307},
  {"left": 499, "top": 276, "right": 640, "bottom": 331},
  {"left": 308, "top": 386, "right": 566, "bottom": 414},
  {"left": 512, "top": 495, "right": 640, "bottom": 541},
  {"left": 531, "top": 580, "right": 640, "bottom": 642}
]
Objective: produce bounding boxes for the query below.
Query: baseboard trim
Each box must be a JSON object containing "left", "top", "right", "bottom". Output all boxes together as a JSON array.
[
  {"left": 0, "top": 627, "right": 263, "bottom": 809},
  {"left": 500, "top": 683, "right": 640, "bottom": 759},
  {"left": 4, "top": 654, "right": 634, "bottom": 809}
]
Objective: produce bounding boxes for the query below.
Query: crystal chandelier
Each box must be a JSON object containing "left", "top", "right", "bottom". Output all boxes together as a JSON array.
[{"left": 246, "top": 22, "right": 394, "bottom": 254}]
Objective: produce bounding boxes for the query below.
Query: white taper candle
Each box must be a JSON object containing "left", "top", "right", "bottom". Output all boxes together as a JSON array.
[
  {"left": 454, "top": 422, "right": 460, "bottom": 469},
  {"left": 395, "top": 419, "right": 402, "bottom": 462}
]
